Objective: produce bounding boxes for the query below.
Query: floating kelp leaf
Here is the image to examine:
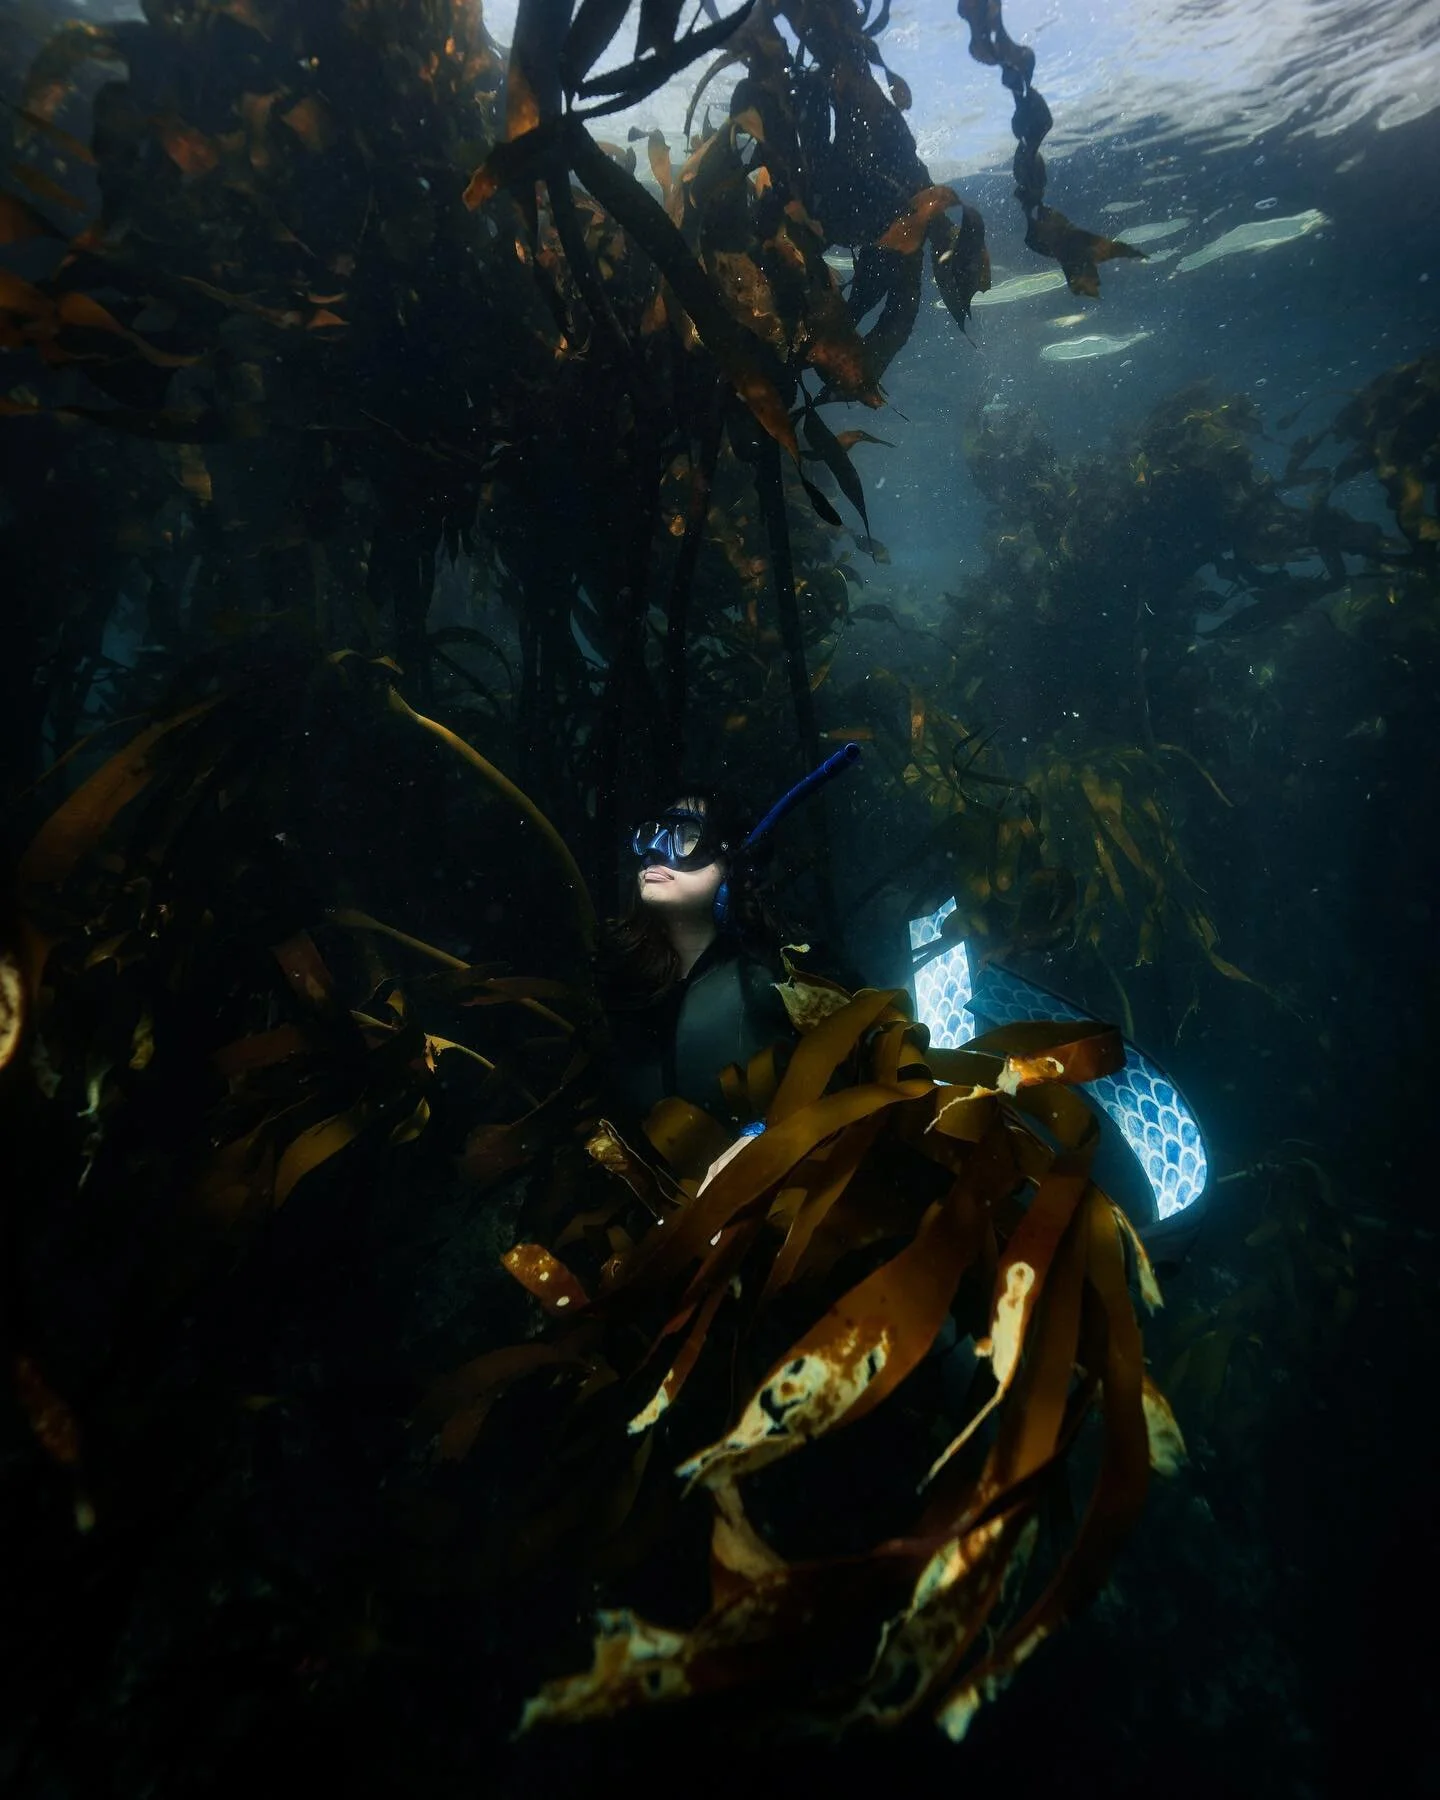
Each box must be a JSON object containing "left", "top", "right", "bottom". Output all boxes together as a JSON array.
[
  {"left": 463, "top": 117, "right": 564, "bottom": 209},
  {"left": 503, "top": 1242, "right": 590, "bottom": 1312},
  {"left": 1175, "top": 209, "right": 1327, "bottom": 273},
  {"left": 0, "top": 190, "right": 64, "bottom": 244},
  {"left": 1040, "top": 331, "right": 1151, "bottom": 363},
  {"left": 387, "top": 684, "right": 598, "bottom": 950},
  {"left": 0, "top": 272, "right": 203, "bottom": 370},
  {"left": 803, "top": 407, "right": 869, "bottom": 532},
  {"left": 5, "top": 102, "right": 95, "bottom": 165},
  {"left": 0, "top": 950, "right": 23, "bottom": 1069},
  {"left": 833, "top": 428, "right": 894, "bottom": 452},
  {"left": 930, "top": 205, "right": 991, "bottom": 329},
  {"left": 641, "top": 1096, "right": 733, "bottom": 1181},
  {"left": 280, "top": 96, "right": 335, "bottom": 153},
  {"left": 646, "top": 129, "right": 673, "bottom": 201},
  {"left": 1284, "top": 355, "right": 1439, "bottom": 557},
  {"left": 273, "top": 1103, "right": 368, "bottom": 1207},
  {"left": 847, "top": 603, "right": 917, "bottom": 634},
  {"left": 22, "top": 20, "right": 126, "bottom": 124},
  {"left": 564, "top": 123, "right": 797, "bottom": 454},
  {"left": 1025, "top": 205, "right": 1146, "bottom": 298},
  {"left": 427, "top": 1341, "right": 596, "bottom": 1461},
  {"left": 772, "top": 943, "right": 853, "bottom": 1032},
  {"left": 574, "top": 0, "right": 756, "bottom": 115},
  {"left": 13, "top": 1354, "right": 81, "bottom": 1467},
  {"left": 799, "top": 474, "right": 843, "bottom": 526},
  {"left": 971, "top": 268, "right": 1067, "bottom": 307},
  {"left": 677, "top": 1174, "right": 985, "bottom": 1489},
  {"left": 627, "top": 1280, "right": 730, "bottom": 1433},
  {"left": 562, "top": 0, "right": 636, "bottom": 93},
  {"left": 461, "top": 1123, "right": 532, "bottom": 1187},
  {"left": 19, "top": 702, "right": 216, "bottom": 893},
  {"left": 636, "top": 0, "right": 688, "bottom": 58},
  {"left": 159, "top": 121, "right": 220, "bottom": 179},
  {"left": 934, "top": 1194, "right": 1149, "bottom": 1742},
  {"left": 1142, "top": 1374, "right": 1186, "bottom": 1473},
  {"left": 878, "top": 184, "right": 958, "bottom": 256},
  {"left": 11, "top": 163, "right": 88, "bottom": 215},
  {"left": 586, "top": 1119, "right": 677, "bottom": 1218},
  {"left": 845, "top": 242, "right": 922, "bottom": 385},
  {"left": 504, "top": 0, "right": 569, "bottom": 138}
]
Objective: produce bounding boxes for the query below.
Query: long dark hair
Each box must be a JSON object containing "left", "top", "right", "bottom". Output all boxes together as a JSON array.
[{"left": 596, "top": 787, "right": 784, "bottom": 1010}]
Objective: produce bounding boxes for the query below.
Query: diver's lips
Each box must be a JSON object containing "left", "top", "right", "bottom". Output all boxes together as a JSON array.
[{"left": 641, "top": 868, "right": 674, "bottom": 882}]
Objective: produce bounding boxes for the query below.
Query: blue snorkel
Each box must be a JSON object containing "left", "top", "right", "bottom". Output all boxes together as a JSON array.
[{"left": 715, "top": 742, "right": 862, "bottom": 929}]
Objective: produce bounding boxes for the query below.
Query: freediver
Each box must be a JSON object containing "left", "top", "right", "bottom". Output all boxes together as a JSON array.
[
  {"left": 597, "top": 744, "right": 1208, "bottom": 1274},
  {"left": 595, "top": 746, "right": 1208, "bottom": 1429},
  {"left": 598, "top": 746, "right": 868, "bottom": 1140},
  {"left": 598, "top": 784, "right": 820, "bottom": 1134}
]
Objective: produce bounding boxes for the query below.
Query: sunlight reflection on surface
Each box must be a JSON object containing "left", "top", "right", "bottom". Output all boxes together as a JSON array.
[{"left": 477, "top": 0, "right": 1440, "bottom": 171}]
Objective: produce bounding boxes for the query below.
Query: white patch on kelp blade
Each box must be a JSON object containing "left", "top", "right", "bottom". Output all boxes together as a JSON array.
[
  {"left": 1143, "top": 1376, "right": 1188, "bottom": 1474},
  {"left": 517, "top": 1610, "right": 690, "bottom": 1731},
  {"left": 676, "top": 1328, "right": 892, "bottom": 1487},
  {"left": 1175, "top": 209, "right": 1327, "bottom": 272},
  {"left": 1040, "top": 331, "right": 1152, "bottom": 363},
  {"left": 972, "top": 269, "right": 1068, "bottom": 307}
]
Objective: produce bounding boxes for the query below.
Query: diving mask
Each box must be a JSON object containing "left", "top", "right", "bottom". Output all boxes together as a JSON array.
[{"left": 631, "top": 809, "right": 728, "bottom": 871}]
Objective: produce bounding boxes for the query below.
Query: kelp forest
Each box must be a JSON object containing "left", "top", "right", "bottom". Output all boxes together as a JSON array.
[{"left": 2, "top": 0, "right": 1437, "bottom": 1792}]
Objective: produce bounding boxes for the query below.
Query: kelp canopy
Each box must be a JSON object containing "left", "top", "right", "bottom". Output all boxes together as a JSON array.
[
  {"left": 0, "top": 0, "right": 1145, "bottom": 856},
  {"left": 3, "top": 0, "right": 1437, "bottom": 1785}
]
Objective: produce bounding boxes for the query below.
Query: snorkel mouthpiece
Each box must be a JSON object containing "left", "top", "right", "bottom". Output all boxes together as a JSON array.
[{"left": 715, "top": 742, "right": 862, "bottom": 929}]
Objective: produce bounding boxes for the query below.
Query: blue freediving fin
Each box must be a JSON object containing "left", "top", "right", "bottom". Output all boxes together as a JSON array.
[{"left": 908, "top": 897, "right": 1208, "bottom": 1262}]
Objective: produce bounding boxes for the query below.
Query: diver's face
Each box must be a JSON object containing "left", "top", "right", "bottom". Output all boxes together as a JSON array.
[
  {"left": 633, "top": 797, "right": 728, "bottom": 919},
  {"left": 637, "top": 856, "right": 725, "bottom": 918}
]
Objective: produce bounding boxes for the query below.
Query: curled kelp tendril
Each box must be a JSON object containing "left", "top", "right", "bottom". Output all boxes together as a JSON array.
[{"left": 957, "top": 0, "right": 1145, "bottom": 296}]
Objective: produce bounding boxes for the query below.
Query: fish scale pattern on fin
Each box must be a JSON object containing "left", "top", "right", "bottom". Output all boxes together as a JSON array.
[
  {"left": 908, "top": 898, "right": 976, "bottom": 1048},
  {"left": 910, "top": 903, "right": 1207, "bottom": 1221}
]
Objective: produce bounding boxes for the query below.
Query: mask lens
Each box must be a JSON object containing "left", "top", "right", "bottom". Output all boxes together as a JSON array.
[{"left": 631, "top": 812, "right": 709, "bottom": 865}]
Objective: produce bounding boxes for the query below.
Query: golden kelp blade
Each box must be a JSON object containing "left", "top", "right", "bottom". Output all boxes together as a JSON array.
[
  {"left": 0, "top": 950, "right": 24, "bottom": 1069},
  {"left": 675, "top": 1164, "right": 989, "bottom": 1487},
  {"left": 878, "top": 184, "right": 959, "bottom": 255},
  {"left": 934, "top": 1194, "right": 1152, "bottom": 1738},
  {"left": 19, "top": 701, "right": 217, "bottom": 893},
  {"left": 501, "top": 1002, "right": 1177, "bottom": 1740}
]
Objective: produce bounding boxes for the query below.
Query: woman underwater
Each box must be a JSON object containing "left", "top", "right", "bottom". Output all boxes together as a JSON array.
[
  {"left": 596, "top": 751, "right": 1209, "bottom": 1267},
  {"left": 597, "top": 785, "right": 816, "bottom": 1135}
]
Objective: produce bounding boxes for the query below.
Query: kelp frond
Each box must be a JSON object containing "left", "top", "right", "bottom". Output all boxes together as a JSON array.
[{"left": 433, "top": 986, "right": 1182, "bottom": 1741}]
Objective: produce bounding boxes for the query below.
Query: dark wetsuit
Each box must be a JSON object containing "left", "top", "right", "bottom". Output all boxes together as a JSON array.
[{"left": 605, "top": 938, "right": 797, "bottom": 1130}]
